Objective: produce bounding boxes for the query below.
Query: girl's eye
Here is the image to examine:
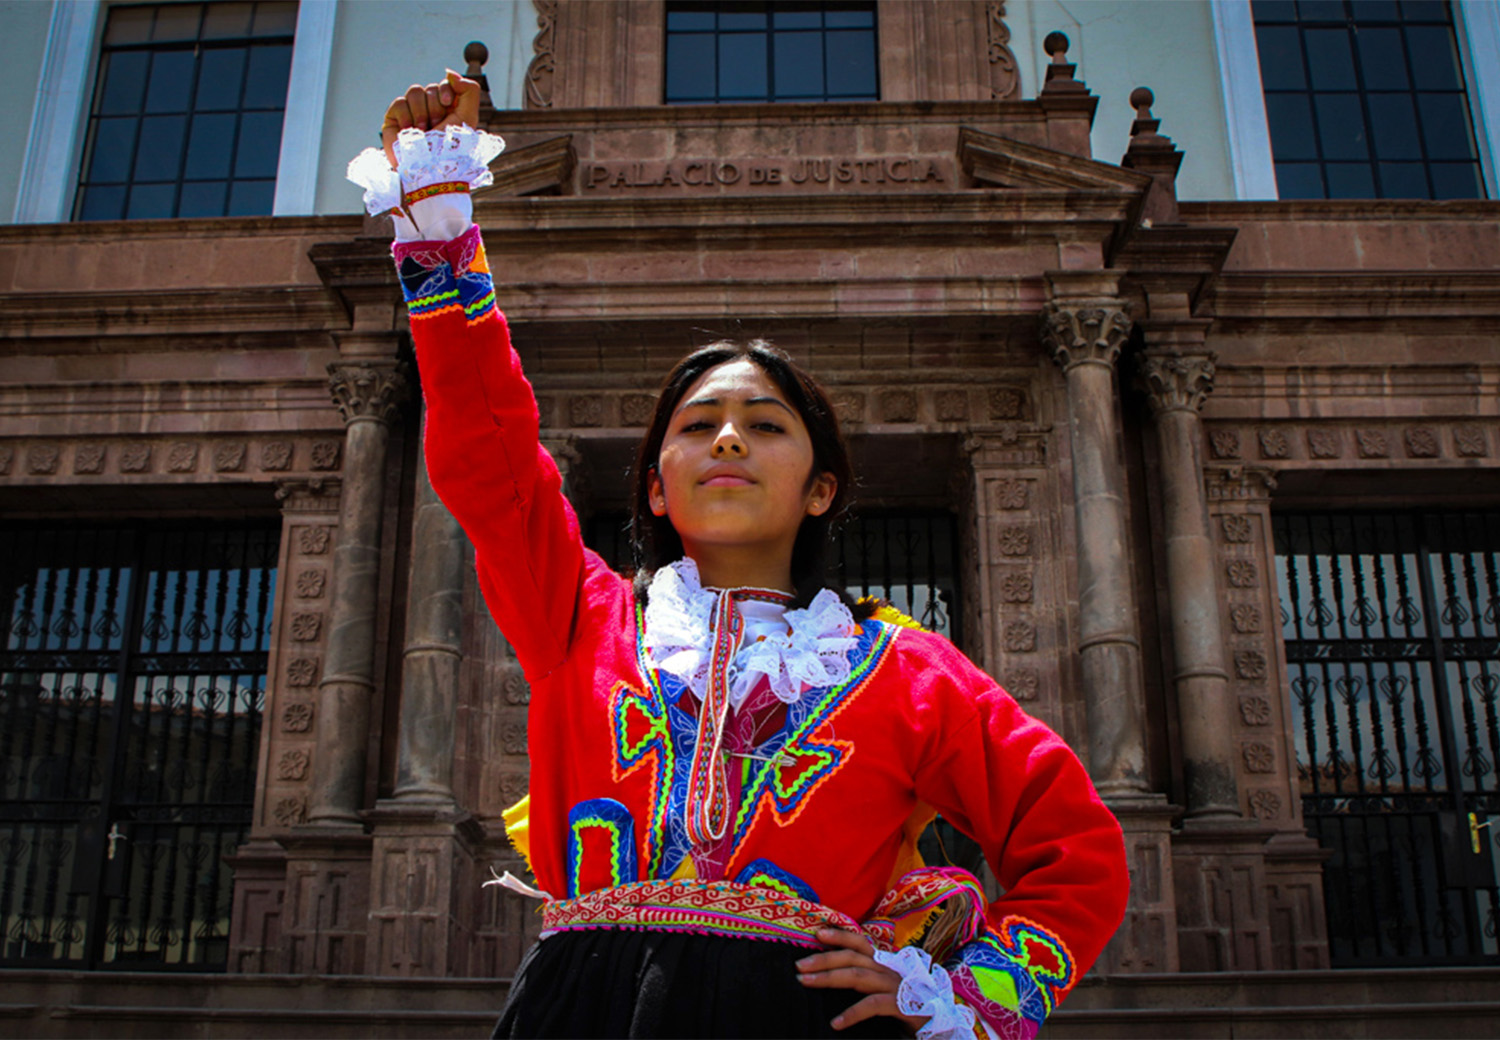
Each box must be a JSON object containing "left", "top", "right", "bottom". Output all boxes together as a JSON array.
[
  {"left": 679, "top": 420, "right": 711, "bottom": 433},
  {"left": 753, "top": 422, "right": 785, "bottom": 433}
]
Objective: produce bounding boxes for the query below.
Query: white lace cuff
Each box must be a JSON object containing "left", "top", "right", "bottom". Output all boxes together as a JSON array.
[
  {"left": 346, "top": 125, "right": 504, "bottom": 240},
  {"left": 873, "top": 947, "right": 977, "bottom": 1040}
]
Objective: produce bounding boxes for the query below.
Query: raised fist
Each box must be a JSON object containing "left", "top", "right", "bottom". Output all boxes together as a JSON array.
[{"left": 382, "top": 70, "right": 482, "bottom": 168}]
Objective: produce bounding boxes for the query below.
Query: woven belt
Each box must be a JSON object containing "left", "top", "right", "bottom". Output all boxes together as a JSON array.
[{"left": 540, "top": 878, "right": 863, "bottom": 949}]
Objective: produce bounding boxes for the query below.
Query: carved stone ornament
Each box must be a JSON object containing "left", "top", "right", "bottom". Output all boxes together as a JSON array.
[
  {"left": 502, "top": 667, "right": 531, "bottom": 706},
  {"left": 116, "top": 443, "right": 151, "bottom": 473},
  {"left": 1006, "top": 668, "right": 1040, "bottom": 701},
  {"left": 935, "top": 390, "right": 968, "bottom": 422},
  {"left": 535, "top": 395, "right": 556, "bottom": 429},
  {"left": 1454, "top": 424, "right": 1488, "bottom": 457},
  {"left": 525, "top": 0, "right": 556, "bottom": 109},
  {"left": 0, "top": 444, "right": 13, "bottom": 474},
  {"left": 286, "top": 658, "right": 319, "bottom": 687},
  {"left": 1003, "top": 620, "right": 1037, "bottom": 653},
  {"left": 1242, "top": 742, "right": 1275, "bottom": 773},
  {"left": 277, "top": 748, "right": 311, "bottom": 781},
  {"left": 1239, "top": 695, "right": 1272, "bottom": 726},
  {"left": 997, "top": 526, "right": 1032, "bottom": 557},
  {"left": 214, "top": 442, "right": 247, "bottom": 472},
  {"left": 829, "top": 391, "right": 866, "bottom": 424},
  {"left": 1227, "top": 559, "right": 1259, "bottom": 588},
  {"left": 290, "top": 612, "right": 323, "bottom": 642},
  {"left": 74, "top": 444, "right": 106, "bottom": 474},
  {"left": 879, "top": 390, "right": 918, "bottom": 423},
  {"left": 328, "top": 362, "right": 409, "bottom": 425},
  {"left": 1220, "top": 515, "right": 1253, "bottom": 543},
  {"left": 1039, "top": 303, "right": 1133, "bottom": 371},
  {"left": 282, "top": 701, "right": 314, "bottom": 733},
  {"left": 261, "top": 441, "right": 293, "bottom": 471},
  {"left": 993, "top": 479, "right": 1028, "bottom": 510},
  {"left": 1206, "top": 465, "right": 1279, "bottom": 502},
  {"left": 295, "top": 569, "right": 327, "bottom": 599},
  {"left": 987, "top": 387, "right": 1025, "bottom": 420},
  {"left": 500, "top": 772, "right": 530, "bottom": 805},
  {"left": 502, "top": 719, "right": 529, "bottom": 756},
  {"left": 1209, "top": 430, "right": 1241, "bottom": 460},
  {"left": 273, "top": 796, "right": 307, "bottom": 826},
  {"left": 27, "top": 444, "right": 60, "bottom": 474},
  {"left": 986, "top": 1, "right": 1020, "bottom": 99},
  {"left": 1404, "top": 427, "right": 1440, "bottom": 458},
  {"left": 1356, "top": 429, "right": 1389, "bottom": 459},
  {"left": 1235, "top": 650, "right": 1267, "bottom": 681},
  {"left": 167, "top": 442, "right": 198, "bottom": 473},
  {"left": 1138, "top": 353, "right": 1217, "bottom": 416},
  {"left": 298, "top": 526, "right": 332, "bottom": 555},
  {"left": 1230, "top": 603, "right": 1262, "bottom": 634},
  {"left": 1307, "top": 429, "right": 1342, "bottom": 459},
  {"left": 569, "top": 395, "right": 605, "bottom": 427},
  {"left": 310, "top": 440, "right": 342, "bottom": 470},
  {"left": 1258, "top": 428, "right": 1289, "bottom": 459},
  {"left": 1000, "top": 572, "right": 1034, "bottom": 603},
  {"left": 621, "top": 394, "right": 655, "bottom": 427},
  {"left": 1249, "top": 789, "right": 1281, "bottom": 820}
]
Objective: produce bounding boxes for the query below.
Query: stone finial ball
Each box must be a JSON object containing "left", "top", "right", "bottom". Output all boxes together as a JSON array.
[
  {"left": 1044, "top": 32, "right": 1070, "bottom": 57},
  {"left": 464, "top": 40, "right": 489, "bottom": 66},
  {"left": 1130, "top": 87, "right": 1154, "bottom": 111}
]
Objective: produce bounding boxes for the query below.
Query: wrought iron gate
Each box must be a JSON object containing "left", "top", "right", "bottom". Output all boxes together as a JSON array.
[
  {"left": 1273, "top": 511, "right": 1500, "bottom": 966},
  {"left": 0, "top": 521, "right": 278, "bottom": 969}
]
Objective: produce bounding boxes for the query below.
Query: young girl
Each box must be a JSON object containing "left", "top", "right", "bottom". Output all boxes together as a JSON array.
[{"left": 350, "top": 74, "right": 1128, "bottom": 1040}]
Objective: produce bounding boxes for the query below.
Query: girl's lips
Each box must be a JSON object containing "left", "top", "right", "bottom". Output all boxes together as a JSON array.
[{"left": 701, "top": 475, "right": 753, "bottom": 487}]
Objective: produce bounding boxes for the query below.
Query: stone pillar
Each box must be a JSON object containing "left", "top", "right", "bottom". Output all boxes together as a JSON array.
[
  {"left": 1137, "top": 345, "right": 1239, "bottom": 821},
  {"left": 306, "top": 361, "right": 409, "bottom": 826},
  {"left": 1040, "top": 271, "right": 1178, "bottom": 974},
  {"left": 391, "top": 442, "right": 467, "bottom": 804}
]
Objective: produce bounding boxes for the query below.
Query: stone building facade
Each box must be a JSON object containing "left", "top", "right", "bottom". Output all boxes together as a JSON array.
[{"left": 1, "top": 0, "right": 1497, "bottom": 1006}]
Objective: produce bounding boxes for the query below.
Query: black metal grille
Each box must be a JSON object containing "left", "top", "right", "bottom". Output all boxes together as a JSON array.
[
  {"left": 1274, "top": 511, "right": 1500, "bottom": 966},
  {"left": 0, "top": 522, "right": 278, "bottom": 969}
]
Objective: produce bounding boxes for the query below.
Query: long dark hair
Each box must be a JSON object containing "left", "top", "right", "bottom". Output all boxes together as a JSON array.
[{"left": 629, "top": 340, "right": 870, "bottom": 616}]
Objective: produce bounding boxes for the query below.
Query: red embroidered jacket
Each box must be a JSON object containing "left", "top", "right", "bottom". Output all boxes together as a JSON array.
[{"left": 400, "top": 226, "right": 1128, "bottom": 1038}]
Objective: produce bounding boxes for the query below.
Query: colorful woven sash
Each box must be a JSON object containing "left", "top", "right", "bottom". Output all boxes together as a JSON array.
[{"left": 683, "top": 586, "right": 794, "bottom": 849}]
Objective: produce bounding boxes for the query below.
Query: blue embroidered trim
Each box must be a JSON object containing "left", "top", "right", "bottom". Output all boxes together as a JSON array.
[
  {"left": 566, "top": 797, "right": 638, "bottom": 898},
  {"left": 733, "top": 858, "right": 820, "bottom": 903}
]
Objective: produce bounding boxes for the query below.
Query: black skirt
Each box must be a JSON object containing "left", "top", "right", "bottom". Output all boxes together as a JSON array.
[{"left": 494, "top": 929, "right": 909, "bottom": 1039}]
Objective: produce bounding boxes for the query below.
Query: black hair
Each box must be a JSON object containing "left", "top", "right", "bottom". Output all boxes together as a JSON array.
[{"left": 629, "top": 339, "right": 873, "bottom": 619}]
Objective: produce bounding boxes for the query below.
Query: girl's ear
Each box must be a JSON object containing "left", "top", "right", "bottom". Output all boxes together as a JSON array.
[
  {"left": 648, "top": 468, "right": 669, "bottom": 517},
  {"left": 805, "top": 471, "right": 837, "bottom": 516}
]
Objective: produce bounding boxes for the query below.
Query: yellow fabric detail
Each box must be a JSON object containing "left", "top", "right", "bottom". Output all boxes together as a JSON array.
[
  {"left": 887, "top": 801, "right": 940, "bottom": 948},
  {"left": 975, "top": 969, "right": 1022, "bottom": 1012},
  {"left": 502, "top": 794, "right": 533, "bottom": 872},
  {"left": 669, "top": 856, "right": 698, "bottom": 880},
  {"left": 863, "top": 599, "right": 924, "bottom": 631}
]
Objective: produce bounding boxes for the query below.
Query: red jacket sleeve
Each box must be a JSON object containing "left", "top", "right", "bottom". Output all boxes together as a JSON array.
[
  {"left": 396, "top": 226, "right": 585, "bottom": 679},
  {"left": 906, "top": 633, "right": 1128, "bottom": 1037}
]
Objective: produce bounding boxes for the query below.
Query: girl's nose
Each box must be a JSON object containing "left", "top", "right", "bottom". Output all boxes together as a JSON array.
[{"left": 712, "top": 424, "right": 746, "bottom": 456}]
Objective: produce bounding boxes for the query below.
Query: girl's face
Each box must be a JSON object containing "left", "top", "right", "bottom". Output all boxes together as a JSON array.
[{"left": 648, "top": 358, "right": 836, "bottom": 576}]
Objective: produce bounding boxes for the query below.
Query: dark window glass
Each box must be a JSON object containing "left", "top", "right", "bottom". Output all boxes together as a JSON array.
[
  {"left": 664, "top": 2, "right": 878, "bottom": 104},
  {"left": 1253, "top": 0, "right": 1485, "bottom": 199},
  {"left": 74, "top": 2, "right": 296, "bottom": 221}
]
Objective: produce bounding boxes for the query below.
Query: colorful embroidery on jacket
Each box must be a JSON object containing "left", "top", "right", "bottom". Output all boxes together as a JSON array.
[
  {"left": 732, "top": 858, "right": 819, "bottom": 903},
  {"left": 566, "top": 798, "right": 638, "bottom": 898},
  {"left": 394, "top": 225, "right": 496, "bottom": 325}
]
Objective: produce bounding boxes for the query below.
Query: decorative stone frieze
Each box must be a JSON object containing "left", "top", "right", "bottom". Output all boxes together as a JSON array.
[
  {"left": 1306, "top": 429, "right": 1341, "bottom": 459},
  {"left": 261, "top": 441, "right": 293, "bottom": 470},
  {"left": 879, "top": 390, "right": 918, "bottom": 423},
  {"left": 1248, "top": 790, "right": 1282, "bottom": 820},
  {"left": 1242, "top": 743, "right": 1275, "bottom": 773},
  {"left": 215, "top": 442, "right": 247, "bottom": 472},
  {"left": 74, "top": 443, "right": 105, "bottom": 474},
  {"left": 1234, "top": 650, "right": 1267, "bottom": 682},
  {"left": 996, "top": 526, "right": 1032, "bottom": 557},
  {"left": 1454, "top": 424, "right": 1488, "bottom": 457},
  {"left": 1006, "top": 668, "right": 1039, "bottom": 701},
  {"left": 279, "top": 749, "right": 312, "bottom": 781},
  {"left": 286, "top": 658, "right": 319, "bottom": 687},
  {"left": 502, "top": 719, "right": 528, "bottom": 756},
  {"left": 1003, "top": 620, "right": 1037, "bottom": 653},
  {"left": 1239, "top": 696, "right": 1272, "bottom": 726},
  {"left": 310, "top": 440, "right": 342, "bottom": 470},
  {"left": 569, "top": 395, "right": 605, "bottom": 427},
  {"left": 1404, "top": 427, "right": 1439, "bottom": 457},
  {"left": 0, "top": 445, "right": 13, "bottom": 474},
  {"left": 282, "top": 702, "right": 314, "bottom": 733},
  {"left": 295, "top": 570, "right": 327, "bottom": 599},
  {"left": 1355, "top": 429, "right": 1389, "bottom": 458},
  {"left": 934, "top": 390, "right": 968, "bottom": 422},
  {"left": 1258, "top": 428, "right": 1289, "bottom": 459},
  {"left": 273, "top": 797, "right": 308, "bottom": 827},
  {"left": 621, "top": 394, "right": 655, "bottom": 426},
  {"left": 1227, "top": 560, "right": 1259, "bottom": 588},
  {"left": 167, "top": 442, "right": 199, "bottom": 472},
  {"left": 1230, "top": 604, "right": 1262, "bottom": 634},
  {"left": 828, "top": 391, "right": 865, "bottom": 424},
  {"left": 987, "top": 387, "right": 1025, "bottom": 420},
  {"left": 999, "top": 571, "right": 1033, "bottom": 603},
  {"left": 298, "top": 526, "right": 332, "bottom": 554},
  {"left": 992, "top": 479, "right": 1028, "bottom": 510}
]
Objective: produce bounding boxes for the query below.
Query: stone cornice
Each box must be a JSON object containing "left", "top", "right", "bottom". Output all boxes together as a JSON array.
[
  {"left": 1181, "top": 200, "right": 1500, "bottom": 222},
  {"left": 0, "top": 214, "right": 363, "bottom": 246},
  {"left": 1207, "top": 272, "right": 1500, "bottom": 319},
  {"left": 488, "top": 98, "right": 1052, "bottom": 134},
  {"left": 0, "top": 286, "right": 346, "bottom": 341}
]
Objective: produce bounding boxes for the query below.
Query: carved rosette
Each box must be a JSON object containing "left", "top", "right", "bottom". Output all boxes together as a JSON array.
[
  {"left": 1039, "top": 303, "right": 1133, "bottom": 372},
  {"left": 327, "top": 362, "right": 410, "bottom": 426},
  {"left": 1138, "top": 352, "right": 1216, "bottom": 416}
]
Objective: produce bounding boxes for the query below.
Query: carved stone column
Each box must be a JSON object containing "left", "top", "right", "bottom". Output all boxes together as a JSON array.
[
  {"left": 391, "top": 442, "right": 467, "bottom": 805},
  {"left": 306, "top": 361, "right": 409, "bottom": 826},
  {"left": 1138, "top": 347, "right": 1239, "bottom": 821},
  {"left": 1041, "top": 271, "right": 1177, "bottom": 974},
  {"left": 1040, "top": 272, "right": 1149, "bottom": 797}
]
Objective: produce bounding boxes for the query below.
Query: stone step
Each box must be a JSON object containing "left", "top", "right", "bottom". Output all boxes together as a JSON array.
[{"left": 5, "top": 966, "right": 1498, "bottom": 1039}]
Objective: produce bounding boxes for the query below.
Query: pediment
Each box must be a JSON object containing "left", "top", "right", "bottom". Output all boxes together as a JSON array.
[
  {"left": 472, "top": 135, "right": 577, "bottom": 198},
  {"left": 957, "top": 126, "right": 1151, "bottom": 194}
]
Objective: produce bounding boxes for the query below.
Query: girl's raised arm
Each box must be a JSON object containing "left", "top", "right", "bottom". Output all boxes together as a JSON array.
[{"left": 351, "top": 76, "right": 586, "bottom": 680}]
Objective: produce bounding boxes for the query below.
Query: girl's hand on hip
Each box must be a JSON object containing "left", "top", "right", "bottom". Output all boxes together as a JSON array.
[
  {"left": 381, "top": 70, "right": 482, "bottom": 168},
  {"left": 796, "top": 927, "right": 929, "bottom": 1034}
]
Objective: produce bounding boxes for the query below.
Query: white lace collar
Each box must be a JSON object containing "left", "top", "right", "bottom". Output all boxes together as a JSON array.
[{"left": 642, "top": 559, "right": 859, "bottom": 710}]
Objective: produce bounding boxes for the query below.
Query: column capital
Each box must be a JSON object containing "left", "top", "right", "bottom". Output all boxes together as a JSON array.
[
  {"left": 1040, "top": 299, "right": 1133, "bottom": 372},
  {"left": 327, "top": 361, "right": 411, "bottom": 426},
  {"left": 1138, "top": 351, "right": 1217, "bottom": 416}
]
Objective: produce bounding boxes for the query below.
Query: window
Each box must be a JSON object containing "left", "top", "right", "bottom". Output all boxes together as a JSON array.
[
  {"left": 74, "top": 2, "right": 297, "bottom": 221},
  {"left": 664, "top": 1, "right": 878, "bottom": 104},
  {"left": 1252, "top": 0, "right": 1486, "bottom": 200}
]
